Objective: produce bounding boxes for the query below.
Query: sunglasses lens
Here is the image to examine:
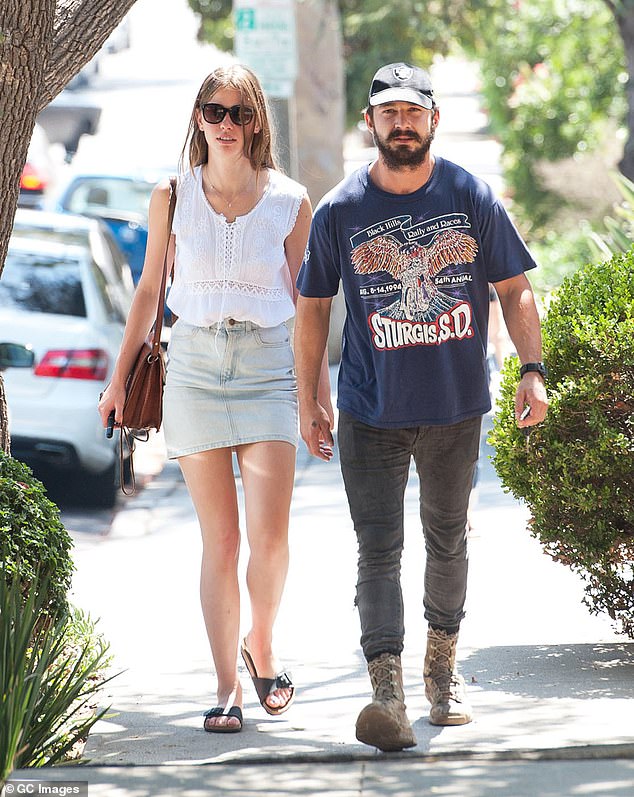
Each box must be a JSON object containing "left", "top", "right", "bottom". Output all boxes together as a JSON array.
[
  {"left": 233, "top": 106, "right": 255, "bottom": 125},
  {"left": 202, "top": 104, "right": 225, "bottom": 124}
]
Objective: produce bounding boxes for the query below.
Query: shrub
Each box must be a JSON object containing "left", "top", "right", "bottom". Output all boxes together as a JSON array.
[
  {"left": 489, "top": 249, "right": 634, "bottom": 636},
  {"left": 0, "top": 451, "right": 73, "bottom": 617},
  {"left": 0, "top": 560, "right": 113, "bottom": 786}
]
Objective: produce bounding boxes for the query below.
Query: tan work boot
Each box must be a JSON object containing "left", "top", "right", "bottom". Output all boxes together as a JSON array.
[
  {"left": 423, "top": 627, "right": 472, "bottom": 726},
  {"left": 355, "top": 652, "right": 417, "bottom": 751}
]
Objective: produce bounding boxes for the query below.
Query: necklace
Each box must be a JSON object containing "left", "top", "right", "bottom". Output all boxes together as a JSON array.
[{"left": 205, "top": 172, "right": 256, "bottom": 208}]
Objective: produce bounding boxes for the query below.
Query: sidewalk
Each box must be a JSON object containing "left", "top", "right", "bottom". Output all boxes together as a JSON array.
[{"left": 10, "top": 401, "right": 634, "bottom": 795}]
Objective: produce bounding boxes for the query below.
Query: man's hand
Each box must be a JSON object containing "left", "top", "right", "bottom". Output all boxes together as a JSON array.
[
  {"left": 515, "top": 372, "right": 548, "bottom": 428},
  {"left": 300, "top": 400, "right": 334, "bottom": 461}
]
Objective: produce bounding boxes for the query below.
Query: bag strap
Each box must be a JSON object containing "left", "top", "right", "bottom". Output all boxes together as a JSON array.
[
  {"left": 120, "top": 427, "right": 148, "bottom": 497},
  {"left": 120, "top": 177, "right": 177, "bottom": 497},
  {"left": 149, "top": 176, "right": 177, "bottom": 359}
]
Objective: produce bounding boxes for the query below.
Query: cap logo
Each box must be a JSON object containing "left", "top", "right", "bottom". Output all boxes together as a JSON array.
[{"left": 393, "top": 66, "right": 413, "bottom": 81}]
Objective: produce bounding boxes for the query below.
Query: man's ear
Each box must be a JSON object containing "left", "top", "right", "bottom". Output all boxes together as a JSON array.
[{"left": 364, "top": 109, "right": 374, "bottom": 133}]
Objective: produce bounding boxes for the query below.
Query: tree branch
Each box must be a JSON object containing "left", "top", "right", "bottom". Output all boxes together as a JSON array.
[{"left": 37, "top": 0, "right": 138, "bottom": 110}]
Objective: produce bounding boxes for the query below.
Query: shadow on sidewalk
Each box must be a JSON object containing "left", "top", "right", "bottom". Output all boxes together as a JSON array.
[{"left": 85, "top": 641, "right": 634, "bottom": 767}]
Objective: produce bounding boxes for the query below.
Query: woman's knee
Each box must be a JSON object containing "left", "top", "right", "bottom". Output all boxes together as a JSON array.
[
  {"left": 202, "top": 524, "right": 241, "bottom": 562},
  {"left": 248, "top": 526, "right": 289, "bottom": 562}
]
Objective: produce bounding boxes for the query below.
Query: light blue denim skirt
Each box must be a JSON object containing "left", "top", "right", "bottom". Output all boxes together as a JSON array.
[{"left": 163, "top": 319, "right": 298, "bottom": 458}]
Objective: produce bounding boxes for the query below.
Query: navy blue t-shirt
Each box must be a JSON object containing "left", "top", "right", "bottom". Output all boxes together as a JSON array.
[{"left": 297, "top": 158, "right": 538, "bottom": 428}]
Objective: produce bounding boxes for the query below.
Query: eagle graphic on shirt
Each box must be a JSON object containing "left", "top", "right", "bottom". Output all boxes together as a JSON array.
[{"left": 351, "top": 228, "right": 478, "bottom": 322}]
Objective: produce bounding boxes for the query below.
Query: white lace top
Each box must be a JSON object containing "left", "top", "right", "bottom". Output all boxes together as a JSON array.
[{"left": 168, "top": 165, "right": 307, "bottom": 327}]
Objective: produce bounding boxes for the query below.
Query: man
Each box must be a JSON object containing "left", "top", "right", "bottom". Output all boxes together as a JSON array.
[{"left": 294, "top": 62, "right": 548, "bottom": 752}]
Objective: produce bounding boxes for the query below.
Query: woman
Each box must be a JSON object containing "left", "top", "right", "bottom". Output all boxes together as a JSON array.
[{"left": 98, "top": 64, "right": 332, "bottom": 733}]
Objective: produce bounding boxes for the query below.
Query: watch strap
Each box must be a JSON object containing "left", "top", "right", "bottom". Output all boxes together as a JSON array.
[{"left": 520, "top": 361, "right": 547, "bottom": 379}]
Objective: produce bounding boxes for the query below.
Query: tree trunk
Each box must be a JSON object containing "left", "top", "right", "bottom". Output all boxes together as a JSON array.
[
  {"left": 1, "top": 0, "right": 138, "bottom": 270},
  {"left": 0, "top": 0, "right": 137, "bottom": 449},
  {"left": 295, "top": 0, "right": 345, "bottom": 362},
  {"left": 615, "top": 5, "right": 634, "bottom": 179},
  {"left": 43, "top": 0, "right": 138, "bottom": 110},
  {"left": 295, "top": 0, "right": 344, "bottom": 206},
  {"left": 0, "top": 0, "right": 54, "bottom": 271},
  {"left": 0, "top": 376, "right": 9, "bottom": 454}
]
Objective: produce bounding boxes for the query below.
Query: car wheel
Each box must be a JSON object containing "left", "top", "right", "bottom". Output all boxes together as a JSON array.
[{"left": 79, "top": 462, "right": 118, "bottom": 509}]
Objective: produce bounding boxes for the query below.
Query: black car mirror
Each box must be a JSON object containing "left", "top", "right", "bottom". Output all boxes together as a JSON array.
[{"left": 0, "top": 342, "right": 35, "bottom": 370}]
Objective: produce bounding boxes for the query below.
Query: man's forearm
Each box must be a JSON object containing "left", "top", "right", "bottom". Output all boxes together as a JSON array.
[
  {"left": 496, "top": 275, "right": 543, "bottom": 364},
  {"left": 295, "top": 296, "right": 332, "bottom": 403}
]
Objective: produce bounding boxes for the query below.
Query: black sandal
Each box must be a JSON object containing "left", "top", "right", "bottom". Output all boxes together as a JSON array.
[
  {"left": 203, "top": 705, "right": 243, "bottom": 733},
  {"left": 240, "top": 638, "right": 295, "bottom": 716}
]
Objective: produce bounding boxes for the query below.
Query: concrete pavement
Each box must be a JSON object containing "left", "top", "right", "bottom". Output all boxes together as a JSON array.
[{"left": 10, "top": 394, "right": 634, "bottom": 795}]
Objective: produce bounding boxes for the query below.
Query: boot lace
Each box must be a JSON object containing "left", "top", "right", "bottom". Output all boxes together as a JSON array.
[
  {"left": 428, "top": 634, "right": 455, "bottom": 677},
  {"left": 431, "top": 672, "right": 464, "bottom": 703},
  {"left": 370, "top": 654, "right": 400, "bottom": 701},
  {"left": 426, "top": 631, "right": 464, "bottom": 703}
]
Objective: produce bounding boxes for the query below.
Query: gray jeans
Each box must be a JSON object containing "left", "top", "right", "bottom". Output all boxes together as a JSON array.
[{"left": 338, "top": 410, "right": 482, "bottom": 661}]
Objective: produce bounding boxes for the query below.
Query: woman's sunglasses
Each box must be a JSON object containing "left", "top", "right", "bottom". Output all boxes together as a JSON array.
[{"left": 201, "top": 103, "right": 255, "bottom": 126}]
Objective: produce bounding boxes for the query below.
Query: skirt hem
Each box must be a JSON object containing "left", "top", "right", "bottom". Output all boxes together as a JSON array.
[{"left": 167, "top": 434, "right": 298, "bottom": 460}]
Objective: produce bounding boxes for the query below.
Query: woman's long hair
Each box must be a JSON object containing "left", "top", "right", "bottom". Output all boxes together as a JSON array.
[{"left": 179, "top": 63, "right": 278, "bottom": 174}]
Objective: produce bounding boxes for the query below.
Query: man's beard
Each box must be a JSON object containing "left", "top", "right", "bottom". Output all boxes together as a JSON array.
[{"left": 374, "top": 124, "right": 435, "bottom": 170}]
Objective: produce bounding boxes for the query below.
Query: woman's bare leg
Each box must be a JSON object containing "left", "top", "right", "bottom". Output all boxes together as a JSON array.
[
  {"left": 237, "top": 440, "right": 296, "bottom": 710},
  {"left": 179, "top": 447, "right": 243, "bottom": 730}
]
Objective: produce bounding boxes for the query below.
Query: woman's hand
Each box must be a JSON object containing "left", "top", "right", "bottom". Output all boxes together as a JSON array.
[{"left": 98, "top": 380, "right": 126, "bottom": 433}]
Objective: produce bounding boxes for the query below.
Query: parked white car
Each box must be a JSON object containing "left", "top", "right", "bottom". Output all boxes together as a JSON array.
[
  {"left": 1, "top": 236, "right": 131, "bottom": 507},
  {"left": 12, "top": 208, "right": 134, "bottom": 320}
]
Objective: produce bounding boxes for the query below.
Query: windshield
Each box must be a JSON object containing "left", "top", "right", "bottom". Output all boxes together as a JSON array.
[
  {"left": 1, "top": 250, "right": 86, "bottom": 317},
  {"left": 64, "top": 177, "right": 154, "bottom": 217},
  {"left": 11, "top": 222, "right": 90, "bottom": 248}
]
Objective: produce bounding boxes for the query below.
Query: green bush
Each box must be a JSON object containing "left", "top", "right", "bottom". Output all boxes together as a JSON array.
[
  {"left": 0, "top": 452, "right": 73, "bottom": 617},
  {"left": 0, "top": 560, "right": 113, "bottom": 786},
  {"left": 489, "top": 249, "right": 634, "bottom": 637}
]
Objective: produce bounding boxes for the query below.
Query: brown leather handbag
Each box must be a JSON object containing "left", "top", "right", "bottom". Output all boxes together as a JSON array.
[{"left": 120, "top": 177, "right": 176, "bottom": 494}]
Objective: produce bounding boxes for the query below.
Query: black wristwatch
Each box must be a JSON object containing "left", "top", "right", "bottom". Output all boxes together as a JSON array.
[{"left": 520, "top": 361, "right": 547, "bottom": 379}]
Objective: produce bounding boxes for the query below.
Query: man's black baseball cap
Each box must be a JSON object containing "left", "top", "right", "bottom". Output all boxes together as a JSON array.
[{"left": 368, "top": 62, "right": 434, "bottom": 110}]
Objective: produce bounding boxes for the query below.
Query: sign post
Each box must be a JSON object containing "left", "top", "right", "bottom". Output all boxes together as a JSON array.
[{"left": 234, "top": 0, "right": 298, "bottom": 175}]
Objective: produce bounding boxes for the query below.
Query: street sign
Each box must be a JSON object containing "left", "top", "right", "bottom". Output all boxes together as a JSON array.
[{"left": 233, "top": 0, "right": 297, "bottom": 98}]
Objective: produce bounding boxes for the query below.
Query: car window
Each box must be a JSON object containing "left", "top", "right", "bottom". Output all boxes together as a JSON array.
[
  {"left": 11, "top": 222, "right": 89, "bottom": 248},
  {"left": 92, "top": 225, "right": 130, "bottom": 287},
  {"left": 64, "top": 178, "right": 154, "bottom": 217},
  {"left": 0, "top": 250, "right": 86, "bottom": 317},
  {"left": 89, "top": 258, "right": 126, "bottom": 324}
]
